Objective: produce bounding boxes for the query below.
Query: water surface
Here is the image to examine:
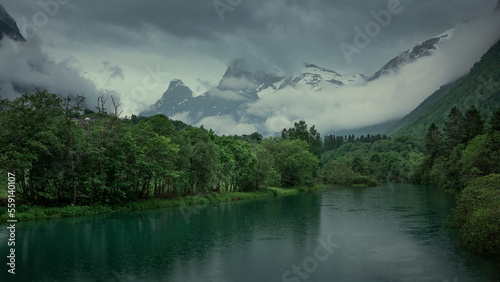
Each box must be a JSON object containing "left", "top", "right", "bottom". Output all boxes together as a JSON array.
[{"left": 1, "top": 184, "right": 499, "bottom": 281}]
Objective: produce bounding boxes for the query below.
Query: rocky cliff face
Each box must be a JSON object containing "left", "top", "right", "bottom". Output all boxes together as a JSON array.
[
  {"left": 368, "top": 31, "right": 453, "bottom": 81},
  {"left": 0, "top": 4, "right": 25, "bottom": 42}
]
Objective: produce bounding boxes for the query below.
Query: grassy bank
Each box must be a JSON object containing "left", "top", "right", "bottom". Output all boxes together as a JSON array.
[{"left": 0, "top": 185, "right": 326, "bottom": 222}]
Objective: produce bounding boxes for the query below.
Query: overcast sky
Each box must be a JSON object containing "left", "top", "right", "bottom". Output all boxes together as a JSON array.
[{"left": 0, "top": 0, "right": 499, "bottom": 132}]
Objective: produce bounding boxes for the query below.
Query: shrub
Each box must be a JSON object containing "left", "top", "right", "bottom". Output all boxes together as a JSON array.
[{"left": 452, "top": 174, "right": 500, "bottom": 254}]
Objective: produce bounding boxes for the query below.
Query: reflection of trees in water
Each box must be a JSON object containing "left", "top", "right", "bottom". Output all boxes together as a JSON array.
[
  {"left": 15, "top": 194, "right": 322, "bottom": 280},
  {"left": 185, "top": 192, "right": 323, "bottom": 250}
]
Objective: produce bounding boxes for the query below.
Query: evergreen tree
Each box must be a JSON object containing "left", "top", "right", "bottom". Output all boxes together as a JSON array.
[
  {"left": 281, "top": 128, "right": 289, "bottom": 139},
  {"left": 424, "top": 123, "right": 443, "bottom": 159},
  {"left": 443, "top": 106, "right": 466, "bottom": 149},
  {"left": 336, "top": 136, "right": 344, "bottom": 149},
  {"left": 288, "top": 120, "right": 322, "bottom": 157},
  {"left": 308, "top": 125, "right": 322, "bottom": 157},
  {"left": 463, "top": 105, "right": 485, "bottom": 143},
  {"left": 323, "top": 135, "right": 335, "bottom": 152},
  {"left": 491, "top": 107, "right": 500, "bottom": 132}
]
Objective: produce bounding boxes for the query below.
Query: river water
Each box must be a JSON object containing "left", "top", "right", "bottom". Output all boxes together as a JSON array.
[{"left": 1, "top": 183, "right": 499, "bottom": 281}]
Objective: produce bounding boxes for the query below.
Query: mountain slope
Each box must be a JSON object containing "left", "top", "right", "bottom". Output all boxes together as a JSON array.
[
  {"left": 389, "top": 39, "right": 500, "bottom": 136},
  {"left": 386, "top": 79, "right": 463, "bottom": 135},
  {"left": 369, "top": 31, "right": 453, "bottom": 81},
  {"left": 0, "top": 4, "right": 25, "bottom": 42}
]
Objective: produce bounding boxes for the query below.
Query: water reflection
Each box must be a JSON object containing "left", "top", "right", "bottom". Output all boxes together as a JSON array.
[{"left": 0, "top": 184, "right": 499, "bottom": 281}]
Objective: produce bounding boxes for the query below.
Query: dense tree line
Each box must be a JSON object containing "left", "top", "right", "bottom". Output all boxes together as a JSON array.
[
  {"left": 417, "top": 105, "right": 500, "bottom": 254},
  {"left": 321, "top": 135, "right": 422, "bottom": 186},
  {"left": 417, "top": 105, "right": 500, "bottom": 190},
  {"left": 0, "top": 91, "right": 320, "bottom": 207},
  {"left": 322, "top": 133, "right": 388, "bottom": 152}
]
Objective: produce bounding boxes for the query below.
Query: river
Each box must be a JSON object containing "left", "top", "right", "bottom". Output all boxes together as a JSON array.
[{"left": 1, "top": 183, "right": 499, "bottom": 281}]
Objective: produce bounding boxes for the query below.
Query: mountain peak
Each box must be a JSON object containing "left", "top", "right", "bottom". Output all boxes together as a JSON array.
[
  {"left": 229, "top": 58, "right": 248, "bottom": 68},
  {"left": 168, "top": 79, "right": 185, "bottom": 89},
  {"left": 162, "top": 79, "right": 193, "bottom": 99},
  {"left": 304, "top": 63, "right": 320, "bottom": 68},
  {"left": 303, "top": 63, "right": 341, "bottom": 76},
  {"left": 139, "top": 79, "right": 194, "bottom": 117},
  {"left": 368, "top": 31, "right": 451, "bottom": 81},
  {"left": 223, "top": 59, "right": 252, "bottom": 79}
]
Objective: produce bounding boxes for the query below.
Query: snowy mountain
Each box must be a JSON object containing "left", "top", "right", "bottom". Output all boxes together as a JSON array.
[
  {"left": 140, "top": 79, "right": 194, "bottom": 118},
  {"left": 0, "top": 4, "right": 25, "bottom": 42},
  {"left": 369, "top": 29, "right": 455, "bottom": 81},
  {"left": 140, "top": 24, "right": 463, "bottom": 126},
  {"left": 279, "top": 63, "right": 366, "bottom": 91},
  {"left": 140, "top": 60, "right": 366, "bottom": 123}
]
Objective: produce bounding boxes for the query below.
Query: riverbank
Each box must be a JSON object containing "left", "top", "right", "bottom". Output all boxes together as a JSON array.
[{"left": 0, "top": 185, "right": 326, "bottom": 222}]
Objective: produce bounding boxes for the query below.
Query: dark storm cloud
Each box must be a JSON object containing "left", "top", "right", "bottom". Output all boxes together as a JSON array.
[
  {"left": 0, "top": 0, "right": 499, "bottom": 122},
  {"left": 0, "top": 37, "right": 117, "bottom": 112},
  {"left": 60, "top": 0, "right": 495, "bottom": 39},
  {"left": 3, "top": 0, "right": 496, "bottom": 74}
]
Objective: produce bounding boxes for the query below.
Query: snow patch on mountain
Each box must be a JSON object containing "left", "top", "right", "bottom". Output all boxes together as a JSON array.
[{"left": 279, "top": 63, "right": 365, "bottom": 91}]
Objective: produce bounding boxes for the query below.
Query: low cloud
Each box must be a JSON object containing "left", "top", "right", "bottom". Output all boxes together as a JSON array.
[
  {"left": 0, "top": 37, "right": 119, "bottom": 111},
  {"left": 209, "top": 88, "right": 247, "bottom": 101},
  {"left": 101, "top": 61, "right": 124, "bottom": 82},
  {"left": 196, "top": 115, "right": 258, "bottom": 136},
  {"left": 218, "top": 77, "right": 254, "bottom": 90}
]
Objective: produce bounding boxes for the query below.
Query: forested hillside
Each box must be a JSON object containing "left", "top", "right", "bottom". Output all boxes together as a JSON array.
[{"left": 390, "top": 39, "right": 500, "bottom": 136}]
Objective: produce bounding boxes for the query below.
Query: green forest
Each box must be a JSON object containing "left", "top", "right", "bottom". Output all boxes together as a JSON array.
[
  {"left": 0, "top": 91, "right": 321, "bottom": 208},
  {"left": 1, "top": 90, "right": 499, "bottom": 255}
]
